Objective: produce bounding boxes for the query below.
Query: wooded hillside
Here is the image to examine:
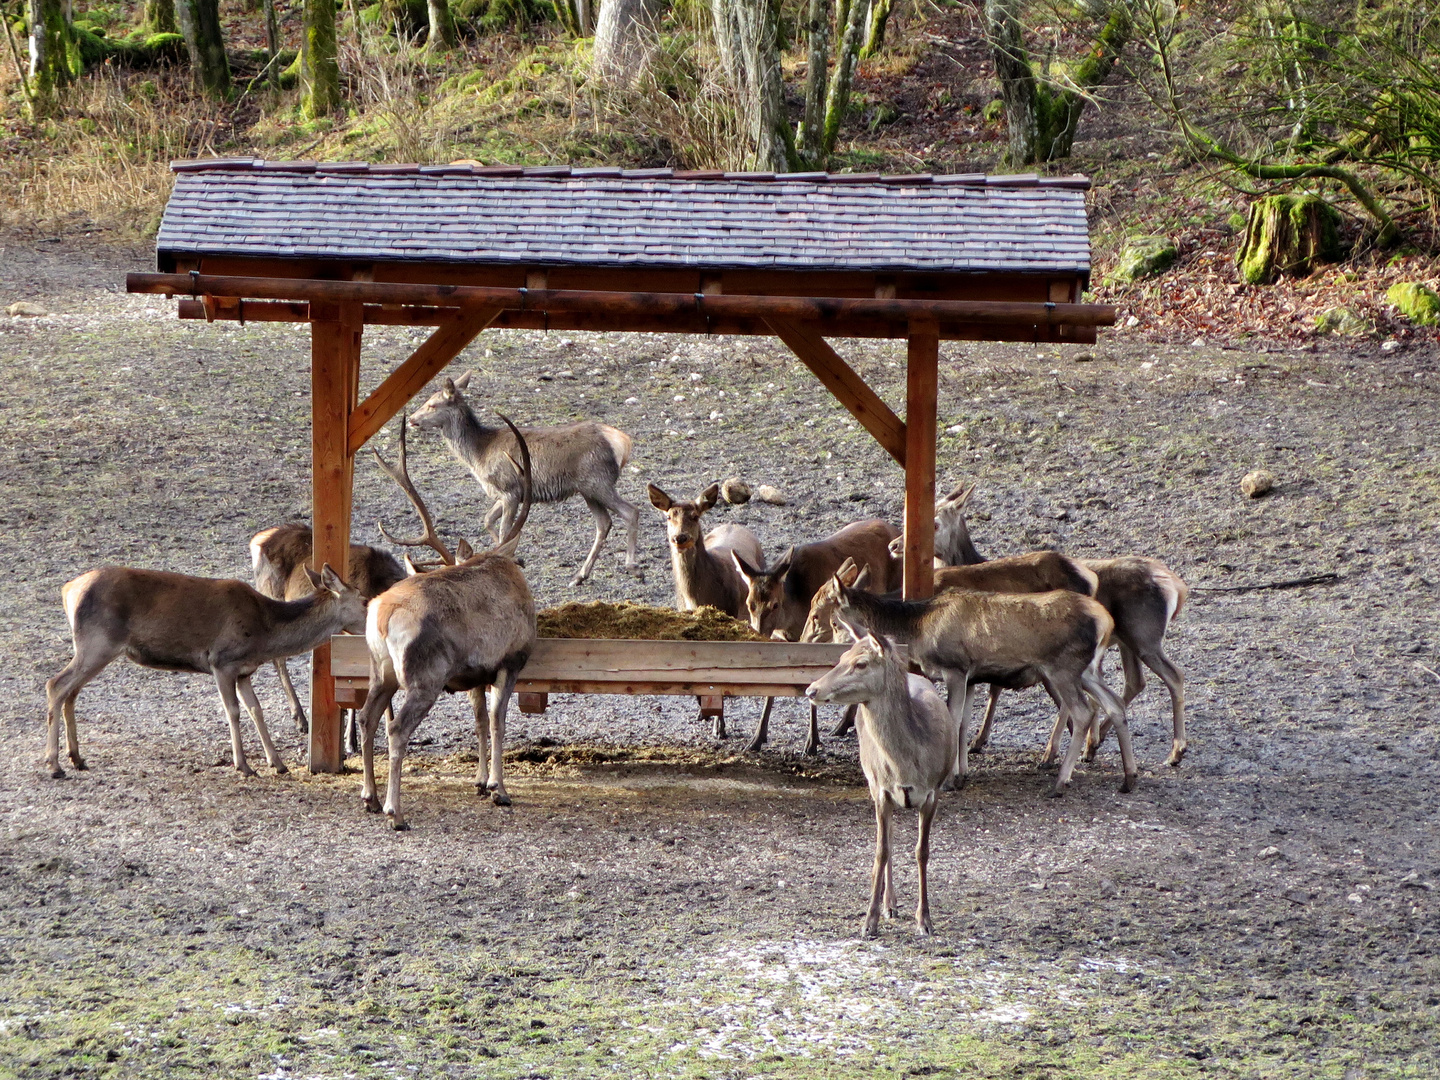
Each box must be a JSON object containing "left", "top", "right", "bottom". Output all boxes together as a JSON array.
[{"left": 3, "top": 0, "right": 1437, "bottom": 344}]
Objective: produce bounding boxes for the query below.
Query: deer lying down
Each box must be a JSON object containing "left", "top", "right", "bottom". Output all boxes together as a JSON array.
[
  {"left": 807, "top": 623, "right": 957, "bottom": 936},
  {"left": 833, "top": 579, "right": 1135, "bottom": 795},
  {"left": 933, "top": 484, "right": 1189, "bottom": 765},
  {"left": 355, "top": 414, "right": 535, "bottom": 830},
  {"left": 733, "top": 518, "right": 897, "bottom": 754},
  {"left": 44, "top": 564, "right": 366, "bottom": 778},
  {"left": 250, "top": 523, "right": 406, "bottom": 743}
]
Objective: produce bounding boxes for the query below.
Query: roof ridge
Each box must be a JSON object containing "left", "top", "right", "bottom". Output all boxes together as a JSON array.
[{"left": 168, "top": 158, "right": 1092, "bottom": 190}]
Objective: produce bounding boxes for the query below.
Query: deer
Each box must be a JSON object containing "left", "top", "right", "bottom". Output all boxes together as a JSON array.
[
  {"left": 932, "top": 483, "right": 1189, "bottom": 766},
  {"left": 647, "top": 481, "right": 766, "bottom": 740},
  {"left": 408, "top": 371, "right": 637, "bottom": 586},
  {"left": 354, "top": 413, "right": 535, "bottom": 830},
  {"left": 43, "top": 563, "right": 366, "bottom": 779},
  {"left": 806, "top": 620, "right": 958, "bottom": 936},
  {"left": 832, "top": 577, "right": 1136, "bottom": 796},
  {"left": 731, "top": 519, "right": 898, "bottom": 754},
  {"left": 250, "top": 524, "right": 406, "bottom": 747},
  {"left": 803, "top": 553, "right": 1100, "bottom": 752}
]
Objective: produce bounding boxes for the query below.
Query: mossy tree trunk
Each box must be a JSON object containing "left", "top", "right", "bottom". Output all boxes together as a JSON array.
[
  {"left": 795, "top": 0, "right": 831, "bottom": 165},
  {"left": 711, "top": 0, "right": 794, "bottom": 171},
  {"left": 817, "top": 0, "right": 865, "bottom": 161},
  {"left": 28, "top": 0, "right": 77, "bottom": 109},
  {"left": 176, "top": 0, "right": 231, "bottom": 98},
  {"left": 1235, "top": 194, "right": 1344, "bottom": 285},
  {"left": 426, "top": 0, "right": 457, "bottom": 48},
  {"left": 984, "top": 0, "right": 1130, "bottom": 165},
  {"left": 553, "top": 0, "right": 592, "bottom": 36},
  {"left": 860, "top": 0, "right": 890, "bottom": 59},
  {"left": 143, "top": 0, "right": 179, "bottom": 34},
  {"left": 302, "top": 0, "right": 342, "bottom": 118},
  {"left": 263, "top": 0, "right": 280, "bottom": 88}
]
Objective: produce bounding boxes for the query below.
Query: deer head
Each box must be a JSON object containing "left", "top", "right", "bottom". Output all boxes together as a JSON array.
[{"left": 648, "top": 482, "right": 720, "bottom": 553}]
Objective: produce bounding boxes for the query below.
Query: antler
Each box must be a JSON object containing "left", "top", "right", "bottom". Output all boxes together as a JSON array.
[
  {"left": 490, "top": 414, "right": 532, "bottom": 558},
  {"left": 373, "top": 417, "right": 466, "bottom": 567}
]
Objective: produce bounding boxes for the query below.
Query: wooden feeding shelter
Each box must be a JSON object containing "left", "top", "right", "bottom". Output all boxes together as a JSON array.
[{"left": 127, "top": 159, "right": 1113, "bottom": 774}]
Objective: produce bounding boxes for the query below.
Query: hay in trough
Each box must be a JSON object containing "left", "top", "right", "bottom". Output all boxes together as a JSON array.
[{"left": 537, "top": 601, "right": 766, "bottom": 641}]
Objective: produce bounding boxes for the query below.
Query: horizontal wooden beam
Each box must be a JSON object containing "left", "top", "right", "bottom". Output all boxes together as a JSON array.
[
  {"left": 347, "top": 306, "right": 503, "bottom": 454},
  {"left": 172, "top": 298, "right": 1097, "bottom": 343},
  {"left": 130, "top": 272, "right": 1115, "bottom": 330},
  {"left": 766, "top": 318, "right": 907, "bottom": 466}
]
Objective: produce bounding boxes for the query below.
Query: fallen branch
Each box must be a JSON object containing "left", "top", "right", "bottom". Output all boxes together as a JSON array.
[{"left": 1192, "top": 573, "right": 1340, "bottom": 594}]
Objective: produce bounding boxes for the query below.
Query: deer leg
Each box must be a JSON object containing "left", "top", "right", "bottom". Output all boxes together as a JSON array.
[
  {"left": 942, "top": 673, "right": 975, "bottom": 788},
  {"left": 830, "top": 703, "right": 857, "bottom": 738},
  {"left": 1051, "top": 688, "right": 1089, "bottom": 796},
  {"left": 483, "top": 500, "right": 505, "bottom": 544},
  {"left": 213, "top": 672, "right": 256, "bottom": 777},
  {"left": 236, "top": 675, "right": 287, "bottom": 775},
  {"left": 44, "top": 648, "right": 114, "bottom": 778},
  {"left": 357, "top": 680, "right": 396, "bottom": 814},
  {"left": 614, "top": 495, "right": 640, "bottom": 569},
  {"left": 746, "top": 697, "right": 774, "bottom": 752},
  {"left": 804, "top": 703, "right": 821, "bottom": 756},
  {"left": 915, "top": 792, "right": 938, "bottom": 935},
  {"left": 864, "top": 796, "right": 893, "bottom": 938},
  {"left": 495, "top": 496, "right": 519, "bottom": 548},
  {"left": 273, "top": 658, "right": 308, "bottom": 735},
  {"left": 1083, "top": 671, "right": 1137, "bottom": 792},
  {"left": 573, "top": 498, "right": 612, "bottom": 586},
  {"left": 485, "top": 669, "right": 518, "bottom": 806},
  {"left": 384, "top": 686, "right": 441, "bottom": 830},
  {"left": 1139, "top": 649, "right": 1187, "bottom": 766},
  {"left": 970, "top": 685, "right": 1003, "bottom": 754}
]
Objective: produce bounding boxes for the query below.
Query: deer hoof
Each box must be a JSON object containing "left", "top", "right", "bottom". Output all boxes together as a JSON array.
[
  {"left": 1049, "top": 782, "right": 1069, "bottom": 798},
  {"left": 388, "top": 816, "right": 410, "bottom": 832},
  {"left": 1165, "top": 745, "right": 1187, "bottom": 767},
  {"left": 237, "top": 764, "right": 257, "bottom": 778},
  {"left": 862, "top": 919, "right": 880, "bottom": 939},
  {"left": 70, "top": 756, "right": 88, "bottom": 771},
  {"left": 916, "top": 918, "right": 933, "bottom": 937},
  {"left": 363, "top": 795, "right": 382, "bottom": 814},
  {"left": 1120, "top": 774, "right": 1137, "bottom": 794},
  {"left": 490, "top": 789, "right": 512, "bottom": 807},
  {"left": 273, "top": 762, "right": 290, "bottom": 776},
  {"left": 744, "top": 738, "right": 765, "bottom": 753},
  {"left": 48, "top": 765, "right": 65, "bottom": 779},
  {"left": 568, "top": 574, "right": 586, "bottom": 587}
]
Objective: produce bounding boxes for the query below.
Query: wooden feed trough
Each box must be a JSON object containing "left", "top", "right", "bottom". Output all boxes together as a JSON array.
[{"left": 129, "top": 160, "right": 1110, "bottom": 772}]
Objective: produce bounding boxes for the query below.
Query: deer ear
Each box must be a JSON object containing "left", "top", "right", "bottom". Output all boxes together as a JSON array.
[
  {"left": 772, "top": 547, "right": 795, "bottom": 578},
  {"left": 319, "top": 564, "right": 345, "bottom": 594},
  {"left": 303, "top": 566, "right": 323, "bottom": 590},
  {"left": 697, "top": 483, "right": 721, "bottom": 512},
  {"left": 403, "top": 555, "right": 422, "bottom": 577},
  {"left": 455, "top": 538, "right": 474, "bottom": 561},
  {"left": 851, "top": 564, "right": 871, "bottom": 590},
  {"left": 834, "top": 615, "right": 864, "bottom": 643},
  {"left": 454, "top": 371, "right": 473, "bottom": 392},
  {"left": 647, "top": 484, "right": 672, "bottom": 511},
  {"left": 732, "top": 551, "right": 760, "bottom": 580},
  {"left": 441, "top": 377, "right": 457, "bottom": 398}
]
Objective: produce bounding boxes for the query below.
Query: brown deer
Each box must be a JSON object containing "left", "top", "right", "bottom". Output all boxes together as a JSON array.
[
  {"left": 43, "top": 564, "right": 366, "bottom": 779},
  {"left": 833, "top": 579, "right": 1135, "bottom": 795},
  {"left": 250, "top": 523, "right": 406, "bottom": 740},
  {"left": 807, "top": 621, "right": 957, "bottom": 936},
  {"left": 732, "top": 519, "right": 898, "bottom": 753},
  {"left": 409, "top": 371, "right": 637, "bottom": 585},
  {"left": 647, "top": 481, "right": 766, "bottom": 739},
  {"left": 933, "top": 485, "right": 1189, "bottom": 766},
  {"left": 354, "top": 414, "right": 535, "bottom": 830}
]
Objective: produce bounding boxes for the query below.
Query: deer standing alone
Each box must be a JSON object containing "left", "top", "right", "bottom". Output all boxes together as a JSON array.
[
  {"left": 354, "top": 414, "right": 535, "bottom": 830},
  {"left": 932, "top": 483, "right": 1189, "bottom": 765},
  {"left": 647, "top": 481, "right": 765, "bottom": 739},
  {"left": 807, "top": 621, "right": 957, "bottom": 936},
  {"left": 44, "top": 564, "right": 366, "bottom": 778},
  {"left": 250, "top": 523, "right": 406, "bottom": 745},
  {"left": 833, "top": 578, "right": 1136, "bottom": 795},
  {"left": 732, "top": 518, "right": 898, "bottom": 753},
  {"left": 409, "top": 372, "right": 637, "bottom": 586}
]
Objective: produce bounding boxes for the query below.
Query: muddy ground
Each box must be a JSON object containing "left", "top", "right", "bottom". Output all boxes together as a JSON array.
[{"left": 0, "top": 230, "right": 1437, "bottom": 1078}]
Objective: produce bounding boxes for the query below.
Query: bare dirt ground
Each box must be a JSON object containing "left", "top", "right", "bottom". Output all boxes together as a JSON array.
[{"left": 1, "top": 230, "right": 1437, "bottom": 1078}]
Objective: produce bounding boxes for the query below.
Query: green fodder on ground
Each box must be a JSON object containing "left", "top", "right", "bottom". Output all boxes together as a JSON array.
[{"left": 537, "top": 601, "right": 766, "bottom": 641}]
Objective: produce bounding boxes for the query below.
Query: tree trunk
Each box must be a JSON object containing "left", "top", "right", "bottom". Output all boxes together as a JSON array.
[
  {"left": 143, "top": 0, "right": 179, "bottom": 34},
  {"left": 711, "top": 0, "right": 793, "bottom": 171},
  {"left": 796, "top": 0, "right": 832, "bottom": 166},
  {"left": 301, "top": 0, "right": 341, "bottom": 118},
  {"left": 1235, "top": 194, "right": 1344, "bottom": 284},
  {"left": 28, "top": 0, "right": 76, "bottom": 107},
  {"left": 819, "top": 0, "right": 865, "bottom": 159},
  {"left": 984, "top": 0, "right": 1130, "bottom": 165},
  {"left": 426, "top": 0, "right": 458, "bottom": 48},
  {"left": 593, "top": 0, "right": 660, "bottom": 86},
  {"left": 263, "top": 0, "right": 280, "bottom": 88},
  {"left": 176, "top": 0, "right": 231, "bottom": 98},
  {"left": 860, "top": 0, "right": 890, "bottom": 59}
]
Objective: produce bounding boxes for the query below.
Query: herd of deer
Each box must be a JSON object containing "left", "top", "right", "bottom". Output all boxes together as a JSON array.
[{"left": 42, "top": 371, "right": 1187, "bottom": 935}]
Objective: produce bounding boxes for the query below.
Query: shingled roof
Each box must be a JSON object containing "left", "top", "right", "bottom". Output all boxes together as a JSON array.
[{"left": 157, "top": 159, "right": 1093, "bottom": 277}]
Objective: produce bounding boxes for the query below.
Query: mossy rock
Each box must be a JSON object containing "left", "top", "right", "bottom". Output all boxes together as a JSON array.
[
  {"left": 1113, "top": 236, "right": 1178, "bottom": 283},
  {"left": 108, "top": 30, "right": 185, "bottom": 66},
  {"left": 1386, "top": 282, "right": 1440, "bottom": 327},
  {"left": 1236, "top": 194, "right": 1344, "bottom": 285},
  {"left": 72, "top": 25, "right": 112, "bottom": 67},
  {"left": 1313, "top": 306, "right": 1373, "bottom": 336}
]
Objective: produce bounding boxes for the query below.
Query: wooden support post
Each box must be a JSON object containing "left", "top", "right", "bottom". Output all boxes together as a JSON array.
[
  {"left": 518, "top": 692, "right": 549, "bottom": 715},
  {"left": 903, "top": 320, "right": 939, "bottom": 600},
  {"left": 309, "top": 302, "right": 363, "bottom": 773}
]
